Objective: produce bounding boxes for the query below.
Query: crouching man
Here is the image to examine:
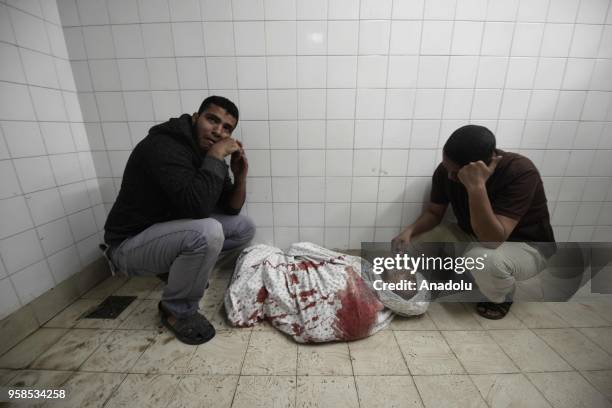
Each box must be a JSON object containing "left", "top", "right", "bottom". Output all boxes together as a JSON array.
[
  {"left": 103, "top": 96, "right": 255, "bottom": 344},
  {"left": 392, "top": 125, "right": 555, "bottom": 319}
]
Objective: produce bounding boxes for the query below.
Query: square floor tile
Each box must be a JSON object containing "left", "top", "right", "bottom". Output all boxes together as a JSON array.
[
  {"left": 469, "top": 306, "right": 527, "bottom": 330},
  {"left": 241, "top": 331, "right": 297, "bottom": 375},
  {"left": 510, "top": 302, "right": 570, "bottom": 328},
  {"left": 43, "top": 299, "right": 100, "bottom": 328},
  {"left": 527, "top": 371, "right": 612, "bottom": 408},
  {"left": 232, "top": 375, "right": 296, "bottom": 408},
  {"left": 80, "top": 330, "right": 156, "bottom": 373},
  {"left": 297, "top": 376, "right": 359, "bottom": 408},
  {"left": 45, "top": 372, "right": 126, "bottom": 408},
  {"left": 442, "top": 331, "right": 518, "bottom": 374},
  {"left": 130, "top": 331, "right": 198, "bottom": 374},
  {"left": 349, "top": 330, "right": 409, "bottom": 375},
  {"left": 74, "top": 297, "right": 141, "bottom": 329},
  {"left": 0, "top": 328, "right": 67, "bottom": 369},
  {"left": 187, "top": 330, "right": 250, "bottom": 375},
  {"left": 581, "top": 370, "right": 612, "bottom": 400},
  {"left": 0, "top": 369, "right": 17, "bottom": 385},
  {"left": 81, "top": 276, "right": 129, "bottom": 300},
  {"left": 546, "top": 302, "right": 609, "bottom": 327},
  {"left": 104, "top": 373, "right": 181, "bottom": 408},
  {"left": 534, "top": 328, "right": 612, "bottom": 370},
  {"left": 297, "top": 342, "right": 353, "bottom": 376},
  {"left": 394, "top": 331, "right": 464, "bottom": 375},
  {"left": 427, "top": 303, "right": 483, "bottom": 330},
  {"left": 114, "top": 277, "right": 160, "bottom": 299},
  {"left": 355, "top": 375, "right": 424, "bottom": 408},
  {"left": 471, "top": 373, "right": 551, "bottom": 408},
  {"left": 117, "top": 299, "right": 162, "bottom": 330},
  {"left": 389, "top": 313, "right": 437, "bottom": 330},
  {"left": 30, "top": 329, "right": 113, "bottom": 371},
  {"left": 414, "top": 375, "right": 487, "bottom": 408},
  {"left": 580, "top": 301, "right": 612, "bottom": 324},
  {"left": 144, "top": 282, "right": 164, "bottom": 300},
  {"left": 166, "top": 375, "right": 239, "bottom": 408},
  {"left": 5, "top": 369, "right": 73, "bottom": 389},
  {"left": 580, "top": 327, "right": 612, "bottom": 354},
  {"left": 489, "top": 329, "right": 572, "bottom": 372}
]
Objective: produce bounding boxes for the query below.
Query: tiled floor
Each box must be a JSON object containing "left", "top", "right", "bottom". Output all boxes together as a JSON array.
[{"left": 1, "top": 265, "right": 612, "bottom": 408}]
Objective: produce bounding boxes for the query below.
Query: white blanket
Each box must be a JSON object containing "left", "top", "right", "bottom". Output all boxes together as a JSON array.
[{"left": 224, "top": 242, "right": 394, "bottom": 343}]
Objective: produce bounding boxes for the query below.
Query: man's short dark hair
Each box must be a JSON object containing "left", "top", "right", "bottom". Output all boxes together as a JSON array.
[
  {"left": 198, "top": 95, "right": 239, "bottom": 122},
  {"left": 443, "top": 125, "right": 496, "bottom": 166}
]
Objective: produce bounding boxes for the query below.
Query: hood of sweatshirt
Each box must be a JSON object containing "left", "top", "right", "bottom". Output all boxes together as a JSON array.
[{"left": 148, "top": 113, "right": 202, "bottom": 156}]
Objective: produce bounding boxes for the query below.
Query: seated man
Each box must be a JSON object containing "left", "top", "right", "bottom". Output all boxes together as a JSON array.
[
  {"left": 392, "top": 125, "right": 555, "bottom": 319},
  {"left": 103, "top": 96, "right": 255, "bottom": 344}
]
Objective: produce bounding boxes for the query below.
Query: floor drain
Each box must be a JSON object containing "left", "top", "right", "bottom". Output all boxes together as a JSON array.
[{"left": 83, "top": 295, "right": 137, "bottom": 319}]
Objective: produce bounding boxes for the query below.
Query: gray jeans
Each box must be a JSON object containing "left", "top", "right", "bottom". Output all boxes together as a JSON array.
[{"left": 109, "top": 213, "right": 255, "bottom": 318}]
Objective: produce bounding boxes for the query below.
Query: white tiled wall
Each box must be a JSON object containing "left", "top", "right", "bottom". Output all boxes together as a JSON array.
[
  {"left": 0, "top": 1, "right": 104, "bottom": 320},
  {"left": 54, "top": 0, "right": 612, "bottom": 253}
]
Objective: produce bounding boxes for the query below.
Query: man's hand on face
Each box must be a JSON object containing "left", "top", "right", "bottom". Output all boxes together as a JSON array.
[
  {"left": 207, "top": 138, "right": 241, "bottom": 161},
  {"left": 230, "top": 140, "right": 248, "bottom": 181},
  {"left": 457, "top": 155, "right": 502, "bottom": 192}
]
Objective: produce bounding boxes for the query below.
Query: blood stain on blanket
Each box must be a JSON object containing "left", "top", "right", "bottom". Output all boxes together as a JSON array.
[
  {"left": 299, "top": 289, "right": 317, "bottom": 299},
  {"left": 333, "top": 266, "right": 382, "bottom": 340},
  {"left": 256, "top": 286, "right": 268, "bottom": 303},
  {"left": 290, "top": 273, "right": 299, "bottom": 284},
  {"left": 292, "top": 322, "right": 305, "bottom": 336}
]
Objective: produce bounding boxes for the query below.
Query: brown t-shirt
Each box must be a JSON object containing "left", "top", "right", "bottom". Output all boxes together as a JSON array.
[{"left": 430, "top": 149, "right": 556, "bottom": 257}]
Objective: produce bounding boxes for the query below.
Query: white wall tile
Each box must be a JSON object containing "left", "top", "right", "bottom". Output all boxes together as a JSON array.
[
  {"left": 421, "top": 21, "right": 453, "bottom": 55},
  {"left": 0, "top": 229, "right": 44, "bottom": 274},
  {"left": 264, "top": 0, "right": 296, "bottom": 19},
  {"left": 272, "top": 177, "right": 299, "bottom": 202},
  {"left": 326, "top": 150, "right": 352, "bottom": 176},
  {"left": 11, "top": 260, "right": 54, "bottom": 304},
  {"left": 264, "top": 21, "right": 296, "bottom": 56},
  {"left": 297, "top": 21, "right": 327, "bottom": 55},
  {"left": 10, "top": 8, "right": 50, "bottom": 54},
  {"left": 353, "top": 149, "right": 380, "bottom": 176},
  {"left": 512, "top": 23, "right": 544, "bottom": 56},
  {"left": 26, "top": 188, "right": 65, "bottom": 226},
  {"left": 268, "top": 89, "right": 297, "bottom": 120},
  {"left": 21, "top": 50, "right": 59, "bottom": 90},
  {"left": 1, "top": 122, "right": 46, "bottom": 158},
  {"left": 14, "top": 157, "right": 56, "bottom": 193},
  {"left": 0, "top": 83, "right": 36, "bottom": 121},
  {"left": 235, "top": 22, "right": 266, "bottom": 56},
  {"left": 417, "top": 56, "right": 448, "bottom": 88},
  {"left": 424, "top": 0, "right": 457, "bottom": 20},
  {"left": 299, "top": 177, "right": 325, "bottom": 201},
  {"left": 326, "top": 177, "right": 351, "bottom": 202},
  {"left": 452, "top": 21, "right": 483, "bottom": 55},
  {"left": 390, "top": 21, "right": 421, "bottom": 55},
  {"left": 327, "top": 89, "right": 356, "bottom": 119},
  {"left": 297, "top": 56, "right": 326, "bottom": 89},
  {"left": 299, "top": 203, "right": 324, "bottom": 226},
  {"left": 359, "top": 20, "right": 390, "bottom": 55},
  {"left": 0, "top": 277, "right": 20, "bottom": 319},
  {"left": 298, "top": 150, "right": 325, "bottom": 176},
  {"left": 271, "top": 150, "right": 298, "bottom": 176}
]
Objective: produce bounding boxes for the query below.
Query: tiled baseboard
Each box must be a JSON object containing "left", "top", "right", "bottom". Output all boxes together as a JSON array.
[{"left": 0, "top": 257, "right": 110, "bottom": 356}]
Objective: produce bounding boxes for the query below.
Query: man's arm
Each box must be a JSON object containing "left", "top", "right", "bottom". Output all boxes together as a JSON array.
[
  {"left": 465, "top": 185, "right": 518, "bottom": 246},
  {"left": 458, "top": 157, "right": 519, "bottom": 247},
  {"left": 222, "top": 140, "right": 248, "bottom": 214}
]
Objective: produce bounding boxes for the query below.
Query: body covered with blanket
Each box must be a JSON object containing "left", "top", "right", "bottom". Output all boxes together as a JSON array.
[{"left": 224, "top": 242, "right": 394, "bottom": 343}]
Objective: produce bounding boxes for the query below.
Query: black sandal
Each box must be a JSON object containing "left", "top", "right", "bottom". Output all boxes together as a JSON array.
[
  {"left": 158, "top": 302, "right": 216, "bottom": 345},
  {"left": 476, "top": 301, "right": 513, "bottom": 320}
]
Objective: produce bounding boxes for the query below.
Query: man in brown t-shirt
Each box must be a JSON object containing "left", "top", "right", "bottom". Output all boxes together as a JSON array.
[{"left": 392, "top": 125, "right": 555, "bottom": 319}]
